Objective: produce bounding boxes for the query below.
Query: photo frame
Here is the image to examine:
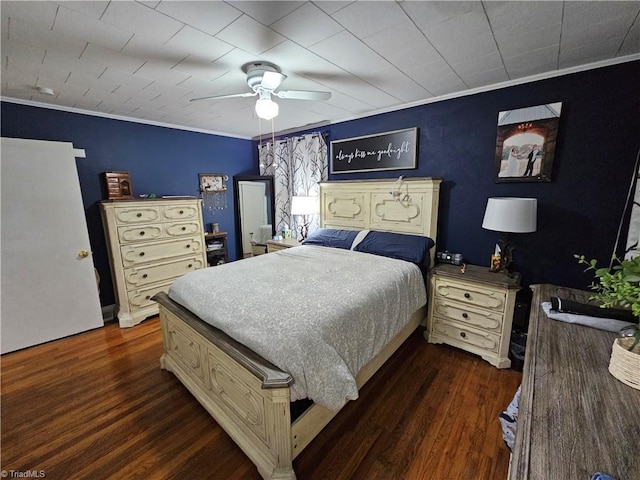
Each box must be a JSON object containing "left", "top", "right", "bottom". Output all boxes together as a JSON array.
[
  {"left": 330, "top": 127, "right": 418, "bottom": 174},
  {"left": 494, "top": 102, "right": 562, "bottom": 183},
  {"left": 199, "top": 173, "right": 228, "bottom": 192}
]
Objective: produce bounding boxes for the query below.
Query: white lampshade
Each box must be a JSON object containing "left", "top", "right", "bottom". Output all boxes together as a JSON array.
[
  {"left": 482, "top": 197, "right": 537, "bottom": 233},
  {"left": 255, "top": 98, "right": 279, "bottom": 120},
  {"left": 291, "top": 196, "right": 318, "bottom": 216}
]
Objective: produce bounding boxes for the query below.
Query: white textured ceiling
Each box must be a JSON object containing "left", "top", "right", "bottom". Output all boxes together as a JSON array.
[{"left": 2, "top": 1, "right": 639, "bottom": 139}]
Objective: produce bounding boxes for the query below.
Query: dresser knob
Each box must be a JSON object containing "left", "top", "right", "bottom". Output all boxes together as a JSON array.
[
  {"left": 464, "top": 293, "right": 471, "bottom": 299},
  {"left": 137, "top": 213, "right": 142, "bottom": 217},
  {"left": 179, "top": 210, "right": 184, "bottom": 214},
  {"left": 181, "top": 226, "right": 186, "bottom": 231},
  {"left": 187, "top": 264, "right": 193, "bottom": 268},
  {"left": 145, "top": 295, "right": 151, "bottom": 300},
  {"left": 139, "top": 252, "right": 145, "bottom": 256},
  {"left": 142, "top": 274, "right": 148, "bottom": 278},
  {"left": 462, "top": 313, "right": 468, "bottom": 319},
  {"left": 460, "top": 332, "right": 467, "bottom": 338},
  {"left": 186, "top": 244, "right": 191, "bottom": 249},
  {"left": 139, "top": 231, "right": 145, "bottom": 236}
]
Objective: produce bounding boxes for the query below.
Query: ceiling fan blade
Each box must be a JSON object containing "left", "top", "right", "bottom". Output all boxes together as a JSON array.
[
  {"left": 274, "top": 90, "right": 331, "bottom": 101},
  {"left": 190, "top": 92, "right": 257, "bottom": 102},
  {"left": 261, "top": 71, "right": 287, "bottom": 90}
]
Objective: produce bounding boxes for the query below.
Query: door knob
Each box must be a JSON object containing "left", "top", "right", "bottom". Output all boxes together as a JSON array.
[{"left": 78, "top": 250, "right": 90, "bottom": 259}]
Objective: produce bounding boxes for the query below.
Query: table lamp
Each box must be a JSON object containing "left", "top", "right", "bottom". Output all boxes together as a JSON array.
[
  {"left": 291, "top": 196, "right": 318, "bottom": 240},
  {"left": 482, "top": 197, "right": 537, "bottom": 274}
]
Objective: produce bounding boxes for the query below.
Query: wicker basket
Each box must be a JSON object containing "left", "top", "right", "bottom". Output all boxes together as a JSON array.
[{"left": 609, "top": 337, "right": 640, "bottom": 390}]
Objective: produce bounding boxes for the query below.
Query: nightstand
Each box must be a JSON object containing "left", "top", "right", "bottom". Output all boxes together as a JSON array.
[
  {"left": 266, "top": 238, "right": 301, "bottom": 253},
  {"left": 426, "top": 263, "right": 521, "bottom": 368},
  {"left": 204, "top": 232, "right": 228, "bottom": 266}
]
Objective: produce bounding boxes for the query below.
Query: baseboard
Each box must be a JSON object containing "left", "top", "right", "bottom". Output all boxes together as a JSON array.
[{"left": 102, "top": 305, "right": 116, "bottom": 323}]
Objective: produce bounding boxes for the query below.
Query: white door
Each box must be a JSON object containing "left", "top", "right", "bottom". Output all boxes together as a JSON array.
[
  {"left": 1, "top": 138, "right": 103, "bottom": 354},
  {"left": 239, "top": 181, "right": 268, "bottom": 257}
]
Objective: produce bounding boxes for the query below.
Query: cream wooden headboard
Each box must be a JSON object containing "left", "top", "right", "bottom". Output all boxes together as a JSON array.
[{"left": 319, "top": 177, "right": 442, "bottom": 265}]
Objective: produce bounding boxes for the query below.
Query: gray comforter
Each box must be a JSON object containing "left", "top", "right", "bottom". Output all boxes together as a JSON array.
[{"left": 168, "top": 245, "right": 426, "bottom": 410}]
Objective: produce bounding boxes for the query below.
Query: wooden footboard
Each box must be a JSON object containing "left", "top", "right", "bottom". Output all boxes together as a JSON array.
[
  {"left": 154, "top": 292, "right": 424, "bottom": 480},
  {"left": 155, "top": 292, "right": 295, "bottom": 480}
]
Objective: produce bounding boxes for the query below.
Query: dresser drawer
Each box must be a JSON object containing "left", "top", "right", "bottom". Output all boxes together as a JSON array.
[
  {"left": 432, "top": 298, "right": 503, "bottom": 333},
  {"left": 164, "top": 221, "right": 202, "bottom": 238},
  {"left": 162, "top": 204, "right": 199, "bottom": 221},
  {"left": 431, "top": 317, "right": 501, "bottom": 353},
  {"left": 433, "top": 278, "right": 506, "bottom": 312},
  {"left": 114, "top": 205, "right": 161, "bottom": 224},
  {"left": 128, "top": 281, "right": 173, "bottom": 310},
  {"left": 117, "top": 224, "right": 163, "bottom": 243},
  {"left": 124, "top": 256, "right": 205, "bottom": 288},
  {"left": 121, "top": 237, "right": 203, "bottom": 267}
]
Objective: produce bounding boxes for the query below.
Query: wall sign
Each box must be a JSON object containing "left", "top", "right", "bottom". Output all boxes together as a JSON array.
[{"left": 330, "top": 127, "right": 418, "bottom": 174}]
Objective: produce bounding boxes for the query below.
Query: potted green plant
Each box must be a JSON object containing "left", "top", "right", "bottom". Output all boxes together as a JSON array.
[
  {"left": 575, "top": 252, "right": 640, "bottom": 351},
  {"left": 575, "top": 253, "right": 640, "bottom": 390}
]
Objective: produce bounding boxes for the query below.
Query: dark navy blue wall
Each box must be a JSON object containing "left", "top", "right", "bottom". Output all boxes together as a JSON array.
[
  {"left": 258, "top": 61, "right": 640, "bottom": 299},
  {"left": 1, "top": 103, "right": 255, "bottom": 306},
  {"left": 3, "top": 61, "right": 638, "bottom": 309}
]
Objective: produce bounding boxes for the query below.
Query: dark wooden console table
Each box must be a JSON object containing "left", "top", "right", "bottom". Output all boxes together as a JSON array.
[{"left": 510, "top": 284, "right": 640, "bottom": 480}]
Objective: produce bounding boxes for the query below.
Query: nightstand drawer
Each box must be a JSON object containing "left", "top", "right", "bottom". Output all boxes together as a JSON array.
[
  {"left": 434, "top": 278, "right": 506, "bottom": 312},
  {"left": 432, "top": 298, "right": 503, "bottom": 333},
  {"left": 431, "top": 317, "right": 501, "bottom": 353}
]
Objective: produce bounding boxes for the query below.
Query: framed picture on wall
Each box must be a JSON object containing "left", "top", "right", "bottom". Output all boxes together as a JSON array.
[
  {"left": 494, "top": 102, "right": 562, "bottom": 183},
  {"left": 199, "top": 173, "right": 227, "bottom": 192}
]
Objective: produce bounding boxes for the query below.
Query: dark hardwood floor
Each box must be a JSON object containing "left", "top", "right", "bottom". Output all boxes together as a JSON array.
[{"left": 1, "top": 317, "right": 521, "bottom": 479}]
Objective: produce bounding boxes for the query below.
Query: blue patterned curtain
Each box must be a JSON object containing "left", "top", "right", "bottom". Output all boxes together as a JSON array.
[{"left": 258, "top": 133, "right": 328, "bottom": 239}]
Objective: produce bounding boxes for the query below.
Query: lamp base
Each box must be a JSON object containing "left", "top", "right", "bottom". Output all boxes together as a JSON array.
[{"left": 489, "top": 237, "right": 515, "bottom": 276}]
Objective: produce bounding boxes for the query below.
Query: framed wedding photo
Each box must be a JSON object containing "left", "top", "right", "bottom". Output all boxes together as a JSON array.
[{"left": 494, "top": 102, "right": 562, "bottom": 183}]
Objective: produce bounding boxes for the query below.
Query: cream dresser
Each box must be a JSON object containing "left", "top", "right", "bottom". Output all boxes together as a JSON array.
[
  {"left": 426, "top": 263, "right": 520, "bottom": 368},
  {"left": 100, "top": 198, "right": 207, "bottom": 328}
]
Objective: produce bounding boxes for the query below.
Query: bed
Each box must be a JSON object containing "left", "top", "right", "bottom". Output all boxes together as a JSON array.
[{"left": 153, "top": 177, "right": 442, "bottom": 479}]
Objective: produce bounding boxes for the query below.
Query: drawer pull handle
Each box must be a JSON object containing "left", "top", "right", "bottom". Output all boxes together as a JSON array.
[
  {"left": 139, "top": 231, "right": 145, "bottom": 236},
  {"left": 142, "top": 274, "right": 148, "bottom": 279},
  {"left": 462, "top": 313, "right": 468, "bottom": 319},
  {"left": 464, "top": 293, "right": 471, "bottom": 299},
  {"left": 181, "top": 226, "right": 186, "bottom": 231},
  {"left": 136, "top": 213, "right": 142, "bottom": 217},
  {"left": 139, "top": 252, "right": 145, "bottom": 256},
  {"left": 460, "top": 332, "right": 467, "bottom": 338}
]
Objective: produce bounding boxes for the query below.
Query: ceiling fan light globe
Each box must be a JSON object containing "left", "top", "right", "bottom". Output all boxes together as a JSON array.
[{"left": 255, "top": 98, "right": 279, "bottom": 120}]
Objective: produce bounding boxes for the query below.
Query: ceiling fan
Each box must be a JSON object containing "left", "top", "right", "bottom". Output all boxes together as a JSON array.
[{"left": 190, "top": 61, "right": 331, "bottom": 120}]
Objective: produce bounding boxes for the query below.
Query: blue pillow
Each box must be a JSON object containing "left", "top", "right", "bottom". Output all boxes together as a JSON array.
[
  {"left": 354, "top": 230, "right": 435, "bottom": 265},
  {"left": 302, "top": 228, "right": 360, "bottom": 249}
]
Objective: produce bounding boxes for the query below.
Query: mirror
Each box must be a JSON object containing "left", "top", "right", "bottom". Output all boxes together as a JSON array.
[{"left": 233, "top": 175, "right": 275, "bottom": 259}]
